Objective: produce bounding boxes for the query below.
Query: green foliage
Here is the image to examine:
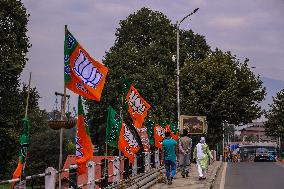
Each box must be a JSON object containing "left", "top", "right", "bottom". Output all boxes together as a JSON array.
[
  {"left": 0, "top": 0, "right": 31, "bottom": 178},
  {"left": 0, "top": 0, "right": 76, "bottom": 179},
  {"left": 27, "top": 125, "right": 76, "bottom": 176},
  {"left": 86, "top": 8, "right": 210, "bottom": 151},
  {"left": 0, "top": 84, "right": 40, "bottom": 179},
  {"left": 265, "top": 88, "right": 284, "bottom": 137},
  {"left": 180, "top": 49, "right": 265, "bottom": 145},
  {"left": 0, "top": 0, "right": 31, "bottom": 127}
]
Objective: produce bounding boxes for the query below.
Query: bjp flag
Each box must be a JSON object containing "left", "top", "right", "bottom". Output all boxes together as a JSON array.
[
  {"left": 118, "top": 122, "right": 140, "bottom": 164},
  {"left": 64, "top": 27, "right": 108, "bottom": 101},
  {"left": 154, "top": 124, "right": 165, "bottom": 149},
  {"left": 125, "top": 85, "right": 150, "bottom": 129}
]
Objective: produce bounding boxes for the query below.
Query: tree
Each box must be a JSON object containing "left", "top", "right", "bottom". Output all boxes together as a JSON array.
[
  {"left": 180, "top": 49, "right": 265, "bottom": 146},
  {"left": 27, "top": 118, "right": 76, "bottom": 176},
  {"left": 265, "top": 88, "right": 284, "bottom": 138},
  {"left": 0, "top": 0, "right": 76, "bottom": 179},
  {"left": 0, "top": 0, "right": 35, "bottom": 179},
  {"left": 0, "top": 0, "right": 31, "bottom": 127},
  {"left": 86, "top": 7, "right": 210, "bottom": 152}
]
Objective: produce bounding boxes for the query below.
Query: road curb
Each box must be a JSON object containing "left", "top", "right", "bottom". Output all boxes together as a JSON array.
[{"left": 208, "top": 161, "right": 223, "bottom": 189}]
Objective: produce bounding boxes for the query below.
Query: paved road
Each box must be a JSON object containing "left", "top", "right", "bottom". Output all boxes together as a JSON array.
[{"left": 225, "top": 162, "right": 284, "bottom": 189}]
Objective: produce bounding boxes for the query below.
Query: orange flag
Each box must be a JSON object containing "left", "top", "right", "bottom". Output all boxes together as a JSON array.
[
  {"left": 118, "top": 122, "right": 140, "bottom": 164},
  {"left": 154, "top": 124, "right": 165, "bottom": 149},
  {"left": 75, "top": 96, "right": 94, "bottom": 174},
  {"left": 165, "top": 124, "right": 179, "bottom": 141},
  {"left": 125, "top": 85, "right": 150, "bottom": 129},
  {"left": 12, "top": 160, "right": 24, "bottom": 188},
  {"left": 136, "top": 126, "right": 151, "bottom": 152},
  {"left": 64, "top": 28, "right": 108, "bottom": 101}
]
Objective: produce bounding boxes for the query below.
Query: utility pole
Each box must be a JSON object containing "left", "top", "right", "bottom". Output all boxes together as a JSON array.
[
  {"left": 176, "top": 8, "right": 199, "bottom": 130},
  {"left": 54, "top": 91, "right": 70, "bottom": 188}
]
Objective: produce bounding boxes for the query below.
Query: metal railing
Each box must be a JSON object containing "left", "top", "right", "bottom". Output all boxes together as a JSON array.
[{"left": 0, "top": 150, "right": 162, "bottom": 189}]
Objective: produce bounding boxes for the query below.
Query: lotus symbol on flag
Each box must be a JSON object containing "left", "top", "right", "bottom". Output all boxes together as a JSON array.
[
  {"left": 74, "top": 50, "right": 103, "bottom": 89},
  {"left": 156, "top": 127, "right": 165, "bottom": 137},
  {"left": 124, "top": 125, "right": 139, "bottom": 148},
  {"left": 129, "top": 90, "right": 146, "bottom": 114}
]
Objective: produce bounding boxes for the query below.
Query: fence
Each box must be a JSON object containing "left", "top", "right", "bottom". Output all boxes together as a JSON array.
[
  {"left": 0, "top": 150, "right": 162, "bottom": 189},
  {"left": 1, "top": 150, "right": 218, "bottom": 189}
]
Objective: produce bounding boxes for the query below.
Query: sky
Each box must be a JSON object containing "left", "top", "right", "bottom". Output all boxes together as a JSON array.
[{"left": 20, "top": 0, "right": 284, "bottom": 112}]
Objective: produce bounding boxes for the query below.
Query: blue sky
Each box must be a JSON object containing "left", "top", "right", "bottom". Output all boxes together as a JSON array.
[{"left": 21, "top": 0, "right": 284, "bottom": 112}]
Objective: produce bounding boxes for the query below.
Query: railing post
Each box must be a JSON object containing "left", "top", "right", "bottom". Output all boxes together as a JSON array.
[
  {"left": 101, "top": 159, "right": 109, "bottom": 188},
  {"left": 87, "top": 161, "right": 95, "bottom": 189},
  {"left": 144, "top": 152, "right": 151, "bottom": 172},
  {"left": 123, "top": 157, "right": 130, "bottom": 180},
  {"left": 155, "top": 150, "right": 160, "bottom": 168},
  {"left": 45, "top": 167, "right": 56, "bottom": 189},
  {"left": 14, "top": 180, "right": 26, "bottom": 189},
  {"left": 69, "top": 164, "right": 78, "bottom": 189},
  {"left": 132, "top": 155, "right": 137, "bottom": 176},
  {"left": 113, "top": 156, "right": 120, "bottom": 184}
]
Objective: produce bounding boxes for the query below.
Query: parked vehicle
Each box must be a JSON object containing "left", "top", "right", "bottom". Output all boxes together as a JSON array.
[
  {"left": 254, "top": 148, "right": 269, "bottom": 162},
  {"left": 239, "top": 143, "right": 277, "bottom": 162}
]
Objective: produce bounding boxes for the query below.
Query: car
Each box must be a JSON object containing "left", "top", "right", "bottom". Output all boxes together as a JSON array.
[{"left": 254, "top": 148, "right": 270, "bottom": 162}]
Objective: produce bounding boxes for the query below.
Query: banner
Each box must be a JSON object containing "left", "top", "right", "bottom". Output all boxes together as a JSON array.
[
  {"left": 118, "top": 123, "right": 140, "bottom": 164},
  {"left": 125, "top": 85, "right": 150, "bottom": 129},
  {"left": 76, "top": 96, "right": 94, "bottom": 174},
  {"left": 64, "top": 28, "right": 108, "bottom": 101},
  {"left": 12, "top": 118, "right": 30, "bottom": 188},
  {"left": 154, "top": 124, "right": 165, "bottom": 149},
  {"left": 106, "top": 106, "right": 123, "bottom": 148}
]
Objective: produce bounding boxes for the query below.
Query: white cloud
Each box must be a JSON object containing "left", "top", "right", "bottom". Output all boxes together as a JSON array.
[{"left": 209, "top": 17, "right": 246, "bottom": 29}]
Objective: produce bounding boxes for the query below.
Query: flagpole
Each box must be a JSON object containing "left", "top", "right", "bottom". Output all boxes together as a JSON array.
[
  {"left": 104, "top": 130, "right": 108, "bottom": 180},
  {"left": 104, "top": 93, "right": 108, "bottom": 179},
  {"left": 119, "top": 96, "right": 124, "bottom": 157},
  {"left": 24, "top": 72, "right": 32, "bottom": 118},
  {"left": 58, "top": 25, "right": 68, "bottom": 189}
]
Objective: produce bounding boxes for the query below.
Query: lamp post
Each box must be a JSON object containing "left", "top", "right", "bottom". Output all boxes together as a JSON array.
[{"left": 176, "top": 8, "right": 199, "bottom": 130}]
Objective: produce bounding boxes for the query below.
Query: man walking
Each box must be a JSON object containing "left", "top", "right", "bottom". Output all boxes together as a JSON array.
[
  {"left": 178, "top": 129, "right": 192, "bottom": 178},
  {"left": 162, "top": 132, "right": 178, "bottom": 185},
  {"left": 193, "top": 137, "right": 213, "bottom": 180}
]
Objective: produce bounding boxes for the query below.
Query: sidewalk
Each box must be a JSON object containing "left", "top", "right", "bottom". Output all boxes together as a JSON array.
[{"left": 151, "top": 161, "right": 222, "bottom": 189}]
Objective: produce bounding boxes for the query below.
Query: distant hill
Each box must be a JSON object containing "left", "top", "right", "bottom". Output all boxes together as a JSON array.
[{"left": 260, "top": 77, "right": 284, "bottom": 110}]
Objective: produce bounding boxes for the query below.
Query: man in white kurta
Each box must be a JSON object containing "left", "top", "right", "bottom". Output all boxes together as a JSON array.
[{"left": 193, "top": 137, "right": 213, "bottom": 180}]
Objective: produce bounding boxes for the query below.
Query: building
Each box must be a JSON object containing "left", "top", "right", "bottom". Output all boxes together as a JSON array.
[{"left": 240, "top": 122, "right": 277, "bottom": 143}]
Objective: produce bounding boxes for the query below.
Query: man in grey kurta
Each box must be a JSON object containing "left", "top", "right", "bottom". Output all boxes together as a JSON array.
[{"left": 178, "top": 129, "right": 192, "bottom": 177}]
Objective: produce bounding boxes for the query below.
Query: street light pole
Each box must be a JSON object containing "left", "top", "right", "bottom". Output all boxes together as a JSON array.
[{"left": 176, "top": 8, "right": 199, "bottom": 130}]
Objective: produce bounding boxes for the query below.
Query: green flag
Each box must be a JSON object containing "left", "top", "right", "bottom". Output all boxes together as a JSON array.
[
  {"left": 64, "top": 29, "right": 78, "bottom": 84},
  {"left": 158, "top": 118, "right": 167, "bottom": 128},
  {"left": 12, "top": 118, "right": 30, "bottom": 186},
  {"left": 169, "top": 121, "right": 178, "bottom": 133},
  {"left": 106, "top": 106, "right": 123, "bottom": 148},
  {"left": 145, "top": 119, "right": 155, "bottom": 146}
]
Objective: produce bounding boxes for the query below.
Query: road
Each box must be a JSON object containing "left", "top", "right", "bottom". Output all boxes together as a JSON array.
[{"left": 224, "top": 162, "right": 284, "bottom": 189}]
